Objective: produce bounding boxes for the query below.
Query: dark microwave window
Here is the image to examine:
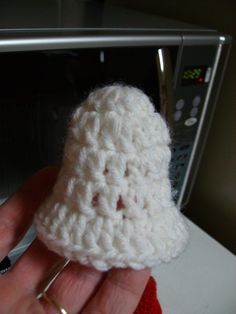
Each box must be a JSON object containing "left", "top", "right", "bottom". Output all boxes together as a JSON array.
[
  {"left": 102, "top": 47, "right": 160, "bottom": 105},
  {"left": 0, "top": 46, "right": 178, "bottom": 198}
]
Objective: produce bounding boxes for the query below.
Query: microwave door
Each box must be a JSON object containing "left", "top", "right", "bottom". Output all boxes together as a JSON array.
[{"left": 0, "top": 46, "right": 180, "bottom": 272}]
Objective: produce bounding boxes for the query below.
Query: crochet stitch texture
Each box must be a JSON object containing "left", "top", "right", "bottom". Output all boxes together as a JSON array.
[{"left": 35, "top": 85, "right": 189, "bottom": 271}]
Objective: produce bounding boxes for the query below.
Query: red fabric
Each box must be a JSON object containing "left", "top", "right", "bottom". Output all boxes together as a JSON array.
[{"left": 134, "top": 276, "right": 162, "bottom": 314}]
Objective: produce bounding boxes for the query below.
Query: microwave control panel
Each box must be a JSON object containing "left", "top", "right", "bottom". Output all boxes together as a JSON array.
[{"left": 170, "top": 45, "right": 218, "bottom": 204}]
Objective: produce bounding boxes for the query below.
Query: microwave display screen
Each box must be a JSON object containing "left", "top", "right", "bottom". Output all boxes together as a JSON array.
[{"left": 182, "top": 65, "right": 207, "bottom": 85}]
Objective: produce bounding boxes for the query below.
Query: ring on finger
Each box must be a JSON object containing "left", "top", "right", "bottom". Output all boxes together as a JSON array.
[{"left": 41, "top": 291, "right": 68, "bottom": 314}]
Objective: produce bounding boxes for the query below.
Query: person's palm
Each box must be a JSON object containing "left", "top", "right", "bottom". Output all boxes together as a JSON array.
[{"left": 0, "top": 167, "right": 150, "bottom": 314}]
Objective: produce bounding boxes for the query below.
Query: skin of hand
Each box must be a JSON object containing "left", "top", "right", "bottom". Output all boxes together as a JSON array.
[{"left": 0, "top": 167, "right": 150, "bottom": 314}]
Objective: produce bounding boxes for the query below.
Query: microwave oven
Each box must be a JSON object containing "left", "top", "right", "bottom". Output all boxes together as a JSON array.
[{"left": 0, "top": 2, "right": 232, "bottom": 271}]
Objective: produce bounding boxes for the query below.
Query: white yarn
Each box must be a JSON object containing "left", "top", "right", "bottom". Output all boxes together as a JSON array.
[{"left": 34, "top": 85, "right": 189, "bottom": 271}]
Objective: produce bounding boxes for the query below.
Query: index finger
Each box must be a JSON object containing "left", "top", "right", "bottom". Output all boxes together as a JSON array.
[{"left": 0, "top": 166, "right": 58, "bottom": 260}]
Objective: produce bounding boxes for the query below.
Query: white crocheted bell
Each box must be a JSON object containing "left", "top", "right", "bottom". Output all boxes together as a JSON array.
[{"left": 35, "top": 85, "right": 188, "bottom": 271}]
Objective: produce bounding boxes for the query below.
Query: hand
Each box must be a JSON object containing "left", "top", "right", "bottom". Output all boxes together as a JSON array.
[{"left": 0, "top": 167, "right": 150, "bottom": 314}]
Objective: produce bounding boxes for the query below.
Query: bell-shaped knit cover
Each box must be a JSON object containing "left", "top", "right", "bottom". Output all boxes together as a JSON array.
[{"left": 35, "top": 85, "right": 188, "bottom": 271}]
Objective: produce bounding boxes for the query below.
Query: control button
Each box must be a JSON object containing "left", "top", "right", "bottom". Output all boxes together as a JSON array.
[
  {"left": 184, "top": 117, "right": 197, "bottom": 126},
  {"left": 174, "top": 110, "right": 182, "bottom": 121},
  {"left": 190, "top": 107, "right": 198, "bottom": 117},
  {"left": 193, "top": 96, "right": 201, "bottom": 107},
  {"left": 176, "top": 99, "right": 185, "bottom": 110},
  {"left": 205, "top": 67, "right": 212, "bottom": 83}
]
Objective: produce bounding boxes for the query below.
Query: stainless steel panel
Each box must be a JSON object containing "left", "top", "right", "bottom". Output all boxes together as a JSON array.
[{"left": 0, "top": 33, "right": 181, "bottom": 52}]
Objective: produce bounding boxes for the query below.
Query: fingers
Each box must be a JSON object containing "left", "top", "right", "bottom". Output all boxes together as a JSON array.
[
  {"left": 0, "top": 166, "right": 58, "bottom": 260},
  {"left": 38, "top": 260, "right": 149, "bottom": 314},
  {"left": 40, "top": 262, "right": 104, "bottom": 314},
  {"left": 11, "top": 237, "right": 149, "bottom": 314},
  {"left": 82, "top": 267, "right": 150, "bottom": 314},
  {"left": 7, "top": 238, "right": 62, "bottom": 293}
]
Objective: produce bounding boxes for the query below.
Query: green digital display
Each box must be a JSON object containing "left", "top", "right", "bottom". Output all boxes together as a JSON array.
[{"left": 182, "top": 66, "right": 207, "bottom": 85}]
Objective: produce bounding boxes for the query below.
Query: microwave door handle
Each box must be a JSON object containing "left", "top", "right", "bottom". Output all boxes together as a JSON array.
[{"left": 156, "top": 48, "right": 174, "bottom": 128}]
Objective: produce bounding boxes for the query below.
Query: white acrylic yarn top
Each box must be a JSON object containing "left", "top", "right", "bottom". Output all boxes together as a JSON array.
[{"left": 35, "top": 85, "right": 189, "bottom": 271}]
